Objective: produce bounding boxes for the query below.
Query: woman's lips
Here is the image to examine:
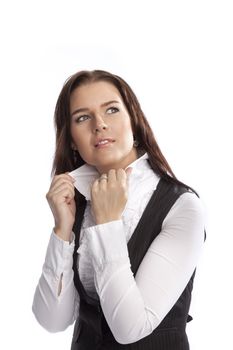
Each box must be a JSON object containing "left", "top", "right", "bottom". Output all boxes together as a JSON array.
[
  {"left": 95, "top": 140, "right": 115, "bottom": 148},
  {"left": 95, "top": 138, "right": 115, "bottom": 147}
]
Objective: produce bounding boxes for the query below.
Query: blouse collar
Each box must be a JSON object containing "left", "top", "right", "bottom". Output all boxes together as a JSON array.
[{"left": 69, "top": 151, "right": 151, "bottom": 201}]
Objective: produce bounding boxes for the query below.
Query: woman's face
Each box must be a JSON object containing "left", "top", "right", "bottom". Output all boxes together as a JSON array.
[{"left": 70, "top": 81, "right": 138, "bottom": 174}]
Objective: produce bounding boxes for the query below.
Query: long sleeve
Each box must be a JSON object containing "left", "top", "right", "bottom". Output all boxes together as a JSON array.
[
  {"left": 32, "top": 230, "right": 79, "bottom": 332},
  {"left": 84, "top": 192, "right": 205, "bottom": 344}
]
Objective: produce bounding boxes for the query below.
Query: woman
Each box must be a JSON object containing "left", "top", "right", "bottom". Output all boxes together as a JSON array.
[{"left": 32, "top": 70, "right": 205, "bottom": 349}]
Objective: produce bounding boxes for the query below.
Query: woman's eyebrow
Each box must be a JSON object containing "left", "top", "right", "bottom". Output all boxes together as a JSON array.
[{"left": 71, "top": 100, "right": 120, "bottom": 117}]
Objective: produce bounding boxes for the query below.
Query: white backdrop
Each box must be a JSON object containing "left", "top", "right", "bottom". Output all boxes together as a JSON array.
[{"left": 0, "top": 1, "right": 232, "bottom": 349}]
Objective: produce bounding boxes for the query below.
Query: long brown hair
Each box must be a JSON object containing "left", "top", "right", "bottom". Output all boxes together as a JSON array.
[{"left": 52, "top": 69, "right": 197, "bottom": 197}]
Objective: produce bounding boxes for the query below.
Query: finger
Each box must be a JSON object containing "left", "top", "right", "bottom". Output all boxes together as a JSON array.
[
  {"left": 108, "top": 169, "right": 116, "bottom": 183},
  {"left": 116, "top": 168, "right": 127, "bottom": 183},
  {"left": 47, "top": 188, "right": 75, "bottom": 204},
  {"left": 97, "top": 172, "right": 108, "bottom": 187},
  {"left": 125, "top": 167, "right": 133, "bottom": 178},
  {"left": 52, "top": 178, "right": 74, "bottom": 190},
  {"left": 65, "top": 172, "right": 76, "bottom": 183},
  {"left": 52, "top": 174, "right": 75, "bottom": 187},
  {"left": 50, "top": 188, "right": 75, "bottom": 204},
  {"left": 54, "top": 173, "right": 75, "bottom": 182},
  {"left": 50, "top": 178, "right": 75, "bottom": 192},
  {"left": 48, "top": 183, "right": 75, "bottom": 197},
  {"left": 51, "top": 182, "right": 75, "bottom": 197},
  {"left": 91, "top": 178, "right": 101, "bottom": 195},
  {"left": 98, "top": 177, "right": 108, "bottom": 190}
]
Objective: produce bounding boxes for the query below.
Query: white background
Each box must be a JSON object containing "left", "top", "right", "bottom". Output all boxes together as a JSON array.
[{"left": 0, "top": 1, "right": 232, "bottom": 349}]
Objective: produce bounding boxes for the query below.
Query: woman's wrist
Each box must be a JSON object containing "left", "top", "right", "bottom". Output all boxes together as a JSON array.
[
  {"left": 54, "top": 226, "right": 73, "bottom": 242},
  {"left": 95, "top": 216, "right": 121, "bottom": 225}
]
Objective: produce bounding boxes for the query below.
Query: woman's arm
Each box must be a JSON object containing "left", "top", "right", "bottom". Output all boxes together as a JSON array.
[
  {"left": 32, "top": 230, "right": 79, "bottom": 332},
  {"left": 84, "top": 192, "right": 205, "bottom": 344},
  {"left": 32, "top": 172, "right": 78, "bottom": 332}
]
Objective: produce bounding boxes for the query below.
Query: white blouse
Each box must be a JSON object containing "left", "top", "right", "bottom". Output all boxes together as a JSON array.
[{"left": 32, "top": 152, "right": 205, "bottom": 344}]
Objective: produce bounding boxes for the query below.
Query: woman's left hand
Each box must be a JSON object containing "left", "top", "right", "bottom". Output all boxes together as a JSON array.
[{"left": 91, "top": 167, "right": 132, "bottom": 225}]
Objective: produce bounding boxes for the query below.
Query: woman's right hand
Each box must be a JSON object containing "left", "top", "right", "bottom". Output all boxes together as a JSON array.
[{"left": 46, "top": 173, "right": 76, "bottom": 241}]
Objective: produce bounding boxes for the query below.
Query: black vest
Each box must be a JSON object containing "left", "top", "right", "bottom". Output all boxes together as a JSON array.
[{"left": 70, "top": 177, "right": 201, "bottom": 350}]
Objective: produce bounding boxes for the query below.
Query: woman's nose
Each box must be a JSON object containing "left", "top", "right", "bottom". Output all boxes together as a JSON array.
[{"left": 93, "top": 117, "right": 108, "bottom": 133}]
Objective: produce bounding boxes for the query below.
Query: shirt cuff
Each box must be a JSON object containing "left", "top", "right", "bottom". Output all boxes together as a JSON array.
[
  {"left": 43, "top": 230, "right": 75, "bottom": 279},
  {"left": 85, "top": 220, "right": 129, "bottom": 271}
]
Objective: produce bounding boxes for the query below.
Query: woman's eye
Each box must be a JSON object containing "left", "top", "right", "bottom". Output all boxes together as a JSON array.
[
  {"left": 107, "top": 107, "right": 119, "bottom": 114},
  {"left": 74, "top": 107, "right": 119, "bottom": 123},
  {"left": 75, "top": 115, "right": 89, "bottom": 123}
]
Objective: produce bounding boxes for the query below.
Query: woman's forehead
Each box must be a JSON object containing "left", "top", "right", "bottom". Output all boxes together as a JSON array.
[{"left": 70, "top": 81, "right": 123, "bottom": 108}]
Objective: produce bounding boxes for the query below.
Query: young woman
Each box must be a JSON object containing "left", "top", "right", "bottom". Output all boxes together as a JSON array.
[{"left": 32, "top": 70, "right": 205, "bottom": 349}]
